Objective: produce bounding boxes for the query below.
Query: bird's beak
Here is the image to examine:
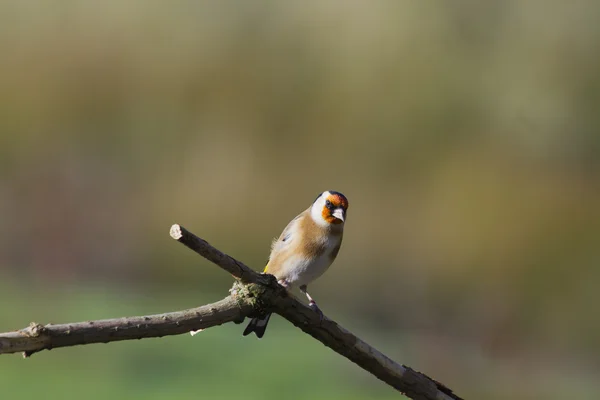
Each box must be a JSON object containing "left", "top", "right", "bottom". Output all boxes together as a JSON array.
[{"left": 332, "top": 208, "right": 345, "bottom": 222}]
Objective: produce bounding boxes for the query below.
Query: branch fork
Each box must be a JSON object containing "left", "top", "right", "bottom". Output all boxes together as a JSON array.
[{"left": 0, "top": 224, "right": 462, "bottom": 400}]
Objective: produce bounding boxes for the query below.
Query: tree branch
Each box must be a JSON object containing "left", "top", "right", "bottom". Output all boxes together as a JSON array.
[
  {"left": 169, "top": 225, "right": 462, "bottom": 400},
  {"left": 0, "top": 296, "right": 251, "bottom": 357},
  {"left": 0, "top": 224, "right": 462, "bottom": 400}
]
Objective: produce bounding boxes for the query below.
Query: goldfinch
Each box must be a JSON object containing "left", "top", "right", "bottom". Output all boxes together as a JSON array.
[{"left": 243, "top": 190, "right": 349, "bottom": 338}]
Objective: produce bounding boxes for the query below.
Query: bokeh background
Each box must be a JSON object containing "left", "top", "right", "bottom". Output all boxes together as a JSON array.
[{"left": 1, "top": 2, "right": 599, "bottom": 399}]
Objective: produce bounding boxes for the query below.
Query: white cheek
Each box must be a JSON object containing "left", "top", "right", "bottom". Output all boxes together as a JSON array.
[{"left": 310, "top": 205, "right": 329, "bottom": 227}]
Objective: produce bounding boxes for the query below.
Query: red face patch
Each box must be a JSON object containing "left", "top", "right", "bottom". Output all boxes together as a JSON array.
[
  {"left": 321, "top": 192, "right": 349, "bottom": 224},
  {"left": 328, "top": 193, "right": 349, "bottom": 210}
]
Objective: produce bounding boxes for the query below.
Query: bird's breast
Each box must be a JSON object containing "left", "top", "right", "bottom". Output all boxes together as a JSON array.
[{"left": 279, "top": 234, "right": 342, "bottom": 287}]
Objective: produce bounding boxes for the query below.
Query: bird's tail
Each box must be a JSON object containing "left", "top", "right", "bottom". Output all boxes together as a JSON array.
[{"left": 242, "top": 313, "right": 272, "bottom": 338}]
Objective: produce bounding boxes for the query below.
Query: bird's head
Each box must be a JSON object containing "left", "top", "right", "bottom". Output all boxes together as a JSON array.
[{"left": 311, "top": 191, "right": 349, "bottom": 226}]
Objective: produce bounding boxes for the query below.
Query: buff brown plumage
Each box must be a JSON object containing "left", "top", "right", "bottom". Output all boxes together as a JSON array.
[{"left": 243, "top": 191, "right": 349, "bottom": 338}]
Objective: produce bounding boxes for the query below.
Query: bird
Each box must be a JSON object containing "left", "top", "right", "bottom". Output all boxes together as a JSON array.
[{"left": 243, "top": 190, "right": 349, "bottom": 338}]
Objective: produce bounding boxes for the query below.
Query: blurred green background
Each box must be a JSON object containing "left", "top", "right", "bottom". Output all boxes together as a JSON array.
[{"left": 1, "top": 1, "right": 599, "bottom": 399}]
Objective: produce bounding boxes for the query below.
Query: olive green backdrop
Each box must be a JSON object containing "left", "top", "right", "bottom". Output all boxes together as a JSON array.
[{"left": 1, "top": 2, "right": 599, "bottom": 399}]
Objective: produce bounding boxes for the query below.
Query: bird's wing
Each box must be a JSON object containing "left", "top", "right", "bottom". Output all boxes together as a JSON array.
[
  {"left": 264, "top": 209, "right": 306, "bottom": 272},
  {"left": 271, "top": 211, "right": 302, "bottom": 252}
]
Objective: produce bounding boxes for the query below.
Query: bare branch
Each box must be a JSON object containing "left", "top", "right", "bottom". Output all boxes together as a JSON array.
[
  {"left": 169, "top": 224, "right": 271, "bottom": 285},
  {"left": 170, "top": 224, "right": 462, "bottom": 400},
  {"left": 0, "top": 224, "right": 463, "bottom": 400},
  {"left": 0, "top": 296, "right": 251, "bottom": 357},
  {"left": 271, "top": 294, "right": 460, "bottom": 400}
]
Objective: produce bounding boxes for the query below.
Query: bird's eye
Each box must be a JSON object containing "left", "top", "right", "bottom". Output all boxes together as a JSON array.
[{"left": 325, "top": 199, "right": 332, "bottom": 207}]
